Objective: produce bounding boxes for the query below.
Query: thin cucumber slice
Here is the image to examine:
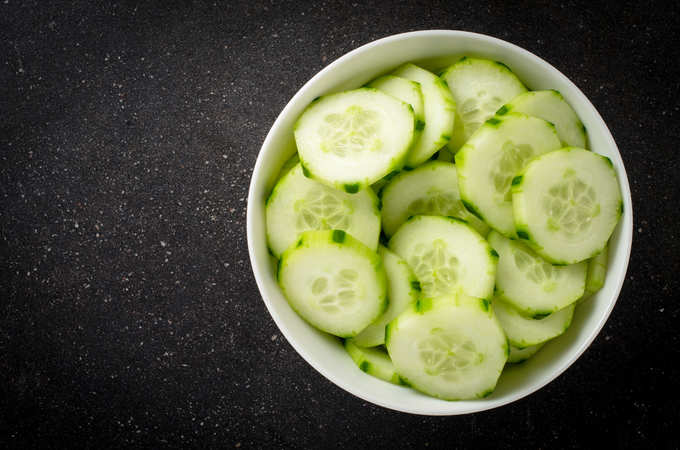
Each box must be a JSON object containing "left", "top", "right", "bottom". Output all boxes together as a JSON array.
[
  {"left": 344, "top": 339, "right": 406, "bottom": 385},
  {"left": 585, "top": 244, "right": 608, "bottom": 295},
  {"left": 442, "top": 57, "right": 527, "bottom": 152},
  {"left": 497, "top": 90, "right": 587, "bottom": 148},
  {"left": 277, "top": 230, "right": 387, "bottom": 338},
  {"left": 493, "top": 297, "right": 574, "bottom": 348},
  {"left": 386, "top": 293, "right": 508, "bottom": 400},
  {"left": 512, "top": 147, "right": 623, "bottom": 264},
  {"left": 380, "top": 161, "right": 489, "bottom": 237},
  {"left": 353, "top": 246, "right": 419, "bottom": 347},
  {"left": 277, "top": 152, "right": 300, "bottom": 180},
  {"left": 294, "top": 88, "right": 415, "bottom": 192},
  {"left": 367, "top": 75, "right": 425, "bottom": 139},
  {"left": 455, "top": 112, "right": 562, "bottom": 237},
  {"left": 391, "top": 64, "right": 456, "bottom": 167},
  {"left": 265, "top": 163, "right": 380, "bottom": 258},
  {"left": 388, "top": 215, "right": 496, "bottom": 300},
  {"left": 508, "top": 343, "right": 544, "bottom": 364},
  {"left": 488, "top": 230, "right": 586, "bottom": 316}
]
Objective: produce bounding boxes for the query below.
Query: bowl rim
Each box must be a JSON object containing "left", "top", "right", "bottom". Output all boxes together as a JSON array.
[{"left": 247, "top": 29, "right": 633, "bottom": 415}]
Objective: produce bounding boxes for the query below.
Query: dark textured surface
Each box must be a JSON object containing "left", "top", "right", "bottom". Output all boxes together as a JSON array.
[{"left": 1, "top": 0, "right": 679, "bottom": 448}]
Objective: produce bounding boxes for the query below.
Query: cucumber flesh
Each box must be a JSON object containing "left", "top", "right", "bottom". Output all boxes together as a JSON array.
[
  {"left": 512, "top": 147, "right": 623, "bottom": 264},
  {"left": 498, "top": 90, "right": 587, "bottom": 148},
  {"left": 278, "top": 230, "right": 387, "bottom": 338},
  {"left": 585, "top": 244, "right": 608, "bottom": 295},
  {"left": 344, "top": 339, "right": 406, "bottom": 385},
  {"left": 380, "top": 161, "right": 489, "bottom": 237},
  {"left": 386, "top": 293, "right": 508, "bottom": 400},
  {"left": 508, "top": 343, "right": 544, "bottom": 364},
  {"left": 294, "top": 88, "right": 415, "bottom": 191},
  {"left": 276, "top": 152, "right": 300, "bottom": 181},
  {"left": 367, "top": 75, "right": 425, "bottom": 140},
  {"left": 493, "top": 297, "right": 574, "bottom": 348},
  {"left": 488, "top": 230, "right": 586, "bottom": 316},
  {"left": 353, "top": 246, "right": 419, "bottom": 347},
  {"left": 265, "top": 163, "right": 380, "bottom": 258},
  {"left": 388, "top": 215, "right": 496, "bottom": 300},
  {"left": 455, "top": 112, "right": 562, "bottom": 237},
  {"left": 391, "top": 64, "right": 456, "bottom": 167},
  {"left": 442, "top": 57, "right": 527, "bottom": 152}
]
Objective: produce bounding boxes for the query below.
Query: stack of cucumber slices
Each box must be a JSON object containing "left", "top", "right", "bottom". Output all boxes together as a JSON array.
[{"left": 265, "top": 57, "right": 622, "bottom": 401}]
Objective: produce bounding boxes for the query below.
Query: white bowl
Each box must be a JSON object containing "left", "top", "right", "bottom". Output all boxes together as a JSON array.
[{"left": 247, "top": 30, "right": 633, "bottom": 415}]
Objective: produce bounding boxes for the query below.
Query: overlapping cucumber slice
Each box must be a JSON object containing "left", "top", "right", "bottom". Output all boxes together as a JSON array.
[
  {"left": 512, "top": 147, "right": 623, "bottom": 264},
  {"left": 294, "top": 88, "right": 415, "bottom": 192}
]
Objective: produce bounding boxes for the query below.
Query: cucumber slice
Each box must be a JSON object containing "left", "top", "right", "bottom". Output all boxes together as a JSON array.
[
  {"left": 265, "top": 163, "right": 380, "bottom": 258},
  {"left": 277, "top": 230, "right": 387, "bottom": 338},
  {"left": 380, "top": 161, "right": 489, "bottom": 237},
  {"left": 391, "top": 64, "right": 456, "bottom": 167},
  {"left": 488, "top": 230, "right": 586, "bottom": 316},
  {"left": 353, "top": 246, "right": 420, "bottom": 347},
  {"left": 277, "top": 152, "right": 300, "bottom": 180},
  {"left": 385, "top": 293, "right": 508, "bottom": 400},
  {"left": 508, "top": 343, "right": 544, "bottom": 364},
  {"left": 367, "top": 75, "right": 425, "bottom": 140},
  {"left": 388, "top": 215, "right": 496, "bottom": 300},
  {"left": 344, "top": 339, "right": 406, "bottom": 385},
  {"left": 585, "top": 244, "right": 608, "bottom": 295},
  {"left": 442, "top": 57, "right": 527, "bottom": 152},
  {"left": 512, "top": 147, "right": 623, "bottom": 264},
  {"left": 492, "top": 297, "right": 574, "bottom": 348},
  {"left": 294, "top": 88, "right": 415, "bottom": 192},
  {"left": 455, "top": 112, "right": 562, "bottom": 237},
  {"left": 497, "top": 90, "right": 587, "bottom": 148}
]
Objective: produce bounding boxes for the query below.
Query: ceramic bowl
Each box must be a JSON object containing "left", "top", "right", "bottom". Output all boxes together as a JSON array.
[{"left": 247, "top": 30, "right": 633, "bottom": 415}]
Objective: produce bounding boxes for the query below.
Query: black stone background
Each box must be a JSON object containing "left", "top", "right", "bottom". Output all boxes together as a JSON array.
[{"left": 1, "top": 1, "right": 679, "bottom": 448}]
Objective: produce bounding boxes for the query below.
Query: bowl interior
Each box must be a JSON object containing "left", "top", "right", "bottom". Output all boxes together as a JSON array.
[{"left": 247, "top": 30, "right": 633, "bottom": 415}]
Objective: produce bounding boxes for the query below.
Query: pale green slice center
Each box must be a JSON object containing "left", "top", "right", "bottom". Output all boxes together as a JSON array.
[
  {"left": 460, "top": 90, "right": 504, "bottom": 138},
  {"left": 294, "top": 188, "right": 351, "bottom": 231},
  {"left": 318, "top": 106, "right": 383, "bottom": 157},
  {"left": 417, "top": 328, "right": 482, "bottom": 381},
  {"left": 406, "top": 190, "right": 468, "bottom": 219},
  {"left": 310, "top": 269, "right": 360, "bottom": 314},
  {"left": 490, "top": 140, "right": 534, "bottom": 202},
  {"left": 543, "top": 170, "right": 600, "bottom": 236},
  {"left": 408, "top": 239, "right": 459, "bottom": 298},
  {"left": 512, "top": 248, "right": 561, "bottom": 292}
]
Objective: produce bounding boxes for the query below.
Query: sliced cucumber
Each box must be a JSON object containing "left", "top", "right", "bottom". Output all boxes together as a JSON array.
[
  {"left": 391, "top": 64, "right": 456, "bottom": 167},
  {"left": 380, "top": 161, "right": 489, "bottom": 237},
  {"left": 294, "top": 88, "right": 415, "bottom": 192},
  {"left": 386, "top": 293, "right": 508, "bottom": 400},
  {"left": 585, "top": 244, "right": 608, "bottom": 295},
  {"left": 512, "top": 147, "right": 623, "bottom": 264},
  {"left": 488, "top": 230, "right": 586, "bottom": 316},
  {"left": 277, "top": 230, "right": 387, "bottom": 338},
  {"left": 508, "top": 343, "right": 544, "bottom": 364},
  {"left": 344, "top": 339, "right": 406, "bottom": 385},
  {"left": 353, "top": 246, "right": 419, "bottom": 347},
  {"left": 276, "top": 152, "right": 300, "bottom": 181},
  {"left": 455, "top": 112, "right": 562, "bottom": 237},
  {"left": 442, "top": 57, "right": 527, "bottom": 152},
  {"left": 265, "top": 163, "right": 380, "bottom": 258},
  {"left": 388, "top": 215, "right": 496, "bottom": 300},
  {"left": 492, "top": 297, "right": 574, "bottom": 348},
  {"left": 367, "top": 75, "right": 425, "bottom": 141},
  {"left": 497, "top": 90, "right": 587, "bottom": 148}
]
